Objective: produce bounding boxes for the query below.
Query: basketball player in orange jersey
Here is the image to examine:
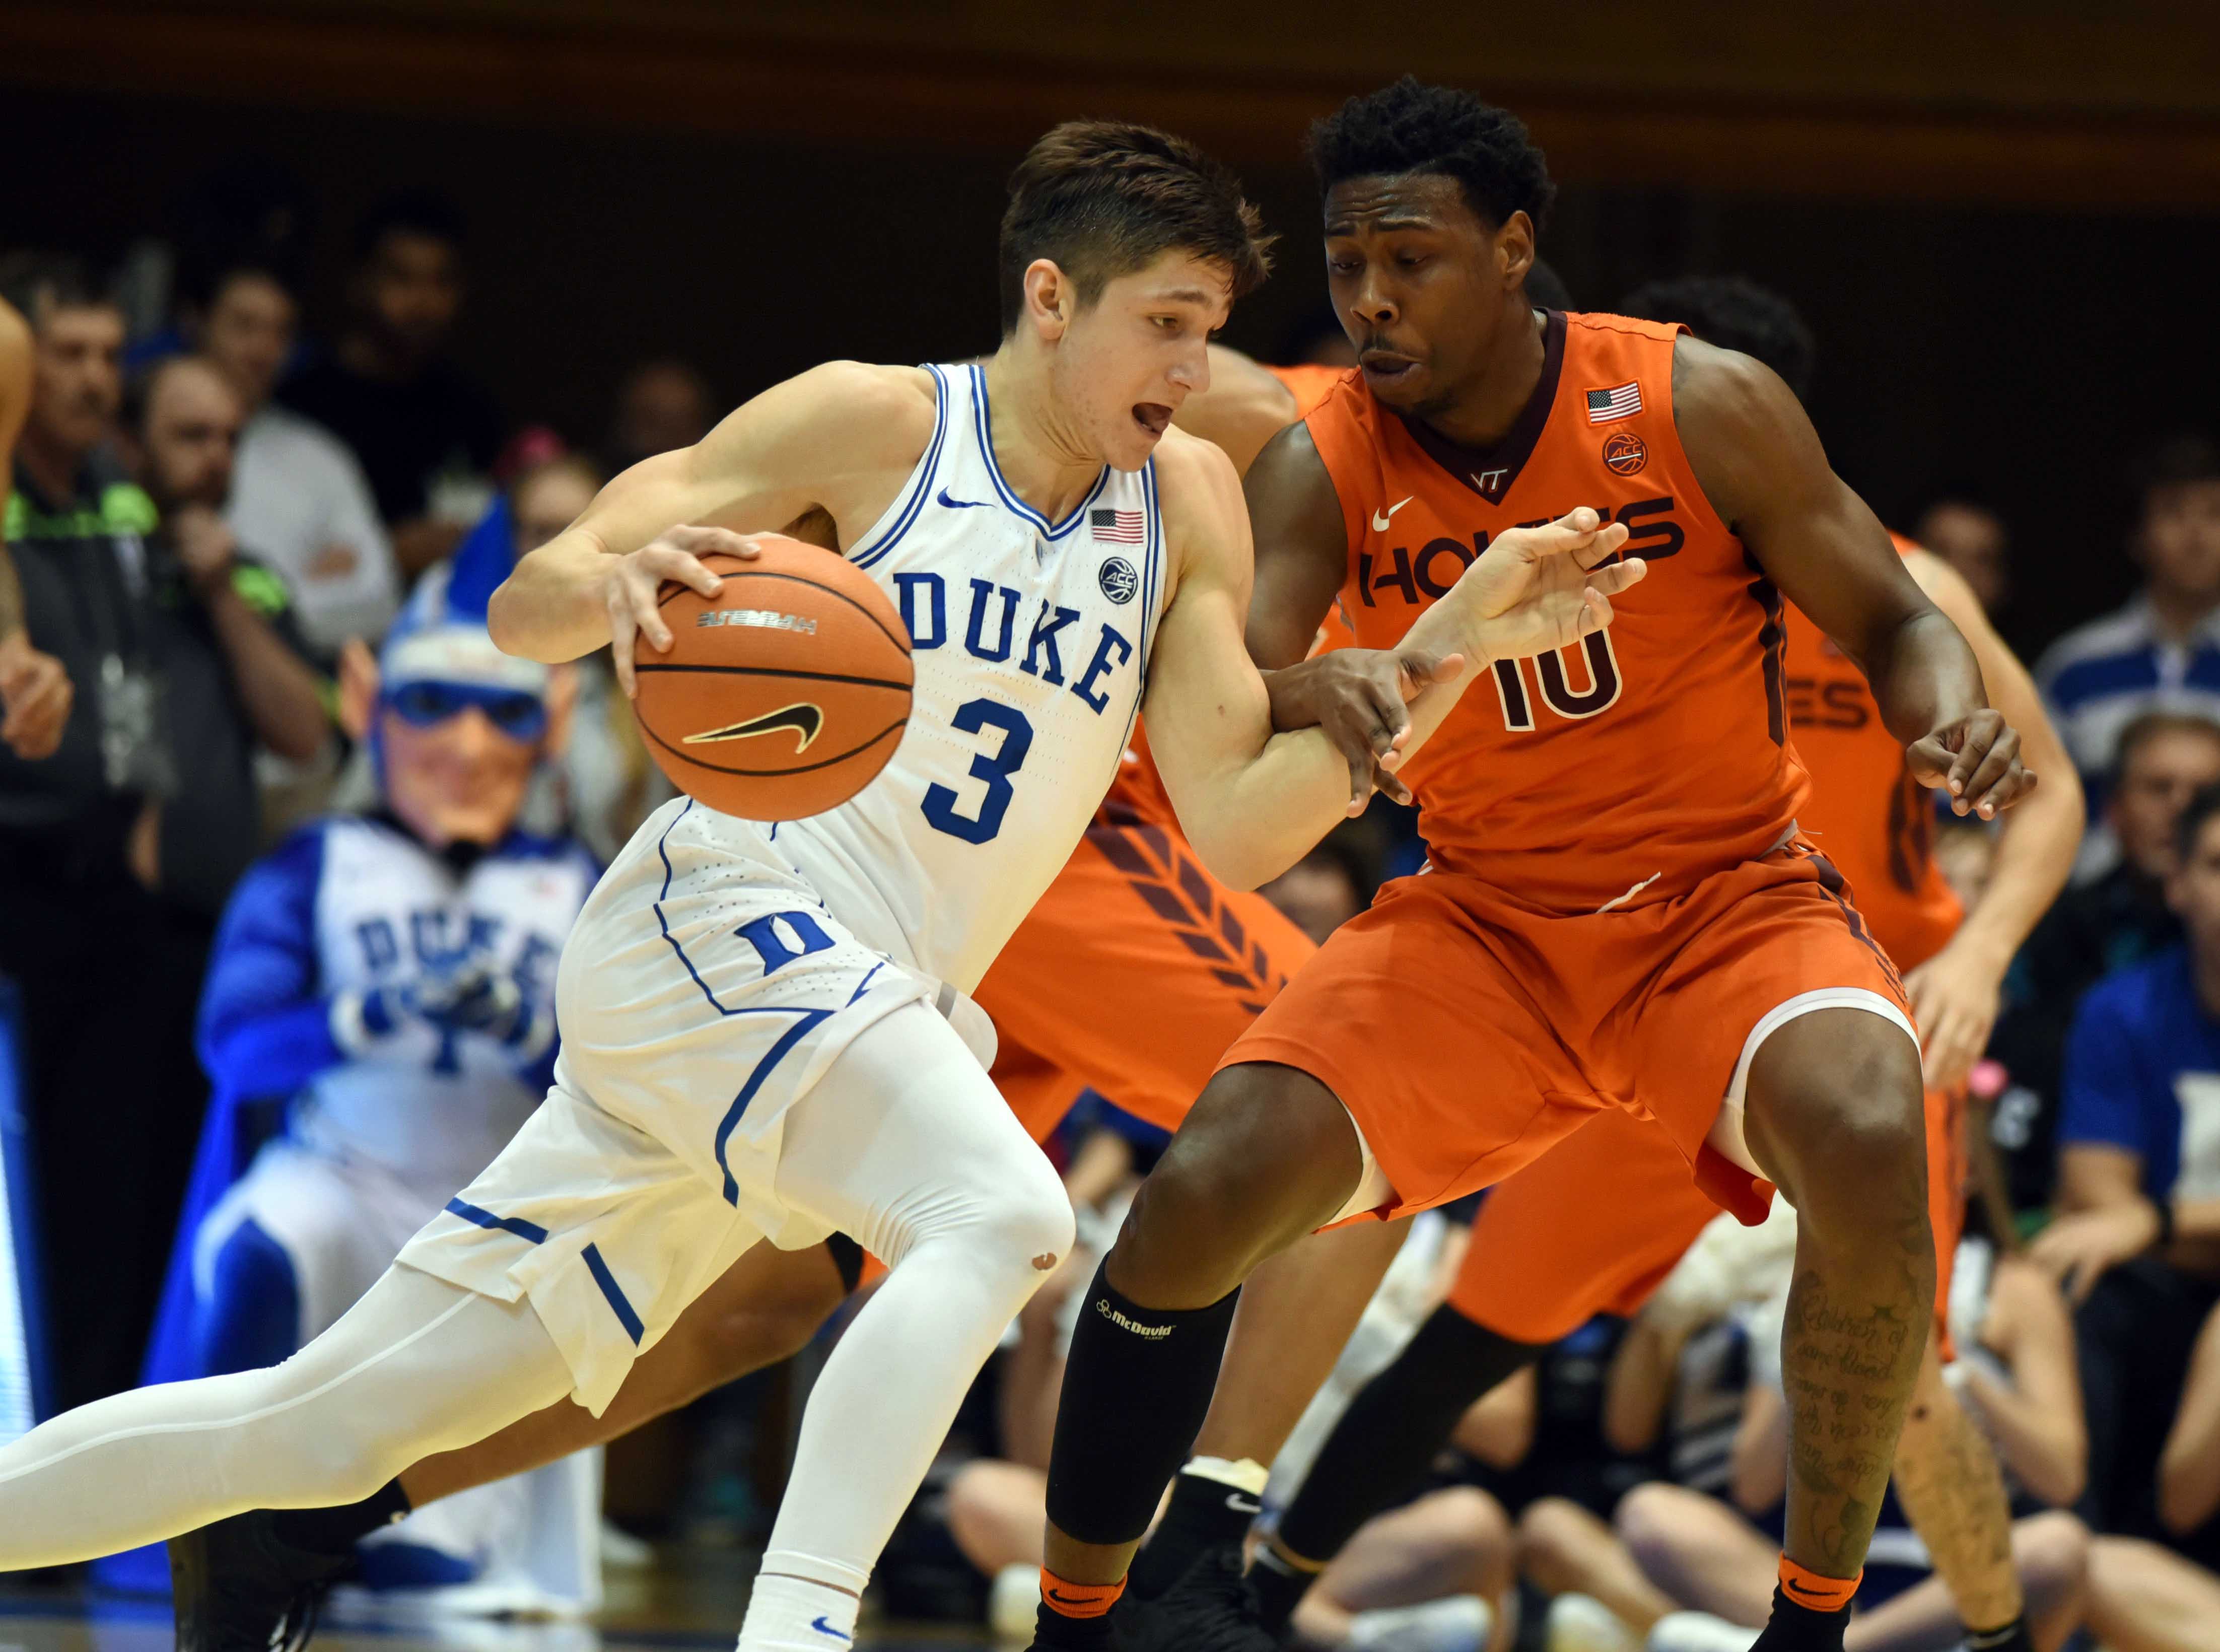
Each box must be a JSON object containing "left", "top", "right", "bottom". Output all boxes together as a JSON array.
[
  {"left": 1029, "top": 81, "right": 2036, "bottom": 1652},
  {"left": 1211, "top": 277, "right": 2084, "bottom": 1652},
  {"left": 0, "top": 293, "right": 74, "bottom": 760},
  {"left": 159, "top": 349, "right": 1382, "bottom": 1649}
]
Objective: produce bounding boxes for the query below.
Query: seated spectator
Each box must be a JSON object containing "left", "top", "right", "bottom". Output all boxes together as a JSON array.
[
  {"left": 188, "top": 257, "right": 400, "bottom": 661},
  {"left": 112, "top": 547, "right": 600, "bottom": 1613},
  {"left": 2038, "top": 433, "right": 2220, "bottom": 870},
  {"left": 0, "top": 257, "right": 325, "bottom": 1410},
  {"left": 1523, "top": 1213, "right": 2088, "bottom": 1651},
  {"left": 1988, "top": 711, "right": 2220, "bottom": 1208},
  {"left": 1912, "top": 495, "right": 2011, "bottom": 621},
  {"left": 2031, "top": 780, "right": 2220, "bottom": 1584},
  {"left": 279, "top": 189, "right": 505, "bottom": 578},
  {"left": 605, "top": 358, "right": 715, "bottom": 474},
  {"left": 0, "top": 289, "right": 72, "bottom": 760}
]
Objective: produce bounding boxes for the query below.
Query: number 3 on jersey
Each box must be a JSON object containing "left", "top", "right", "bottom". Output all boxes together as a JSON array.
[{"left": 923, "top": 697, "right": 1034, "bottom": 844}]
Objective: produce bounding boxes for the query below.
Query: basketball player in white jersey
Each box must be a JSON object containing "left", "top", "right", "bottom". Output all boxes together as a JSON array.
[{"left": 0, "top": 121, "right": 1642, "bottom": 1652}]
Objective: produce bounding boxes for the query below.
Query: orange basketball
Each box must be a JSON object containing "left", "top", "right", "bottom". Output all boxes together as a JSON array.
[{"left": 633, "top": 538, "right": 913, "bottom": 820}]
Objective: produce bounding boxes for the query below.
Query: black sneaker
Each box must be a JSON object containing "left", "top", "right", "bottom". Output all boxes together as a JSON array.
[
  {"left": 170, "top": 1509, "right": 354, "bottom": 1652},
  {"left": 1123, "top": 1546, "right": 1281, "bottom": 1652}
]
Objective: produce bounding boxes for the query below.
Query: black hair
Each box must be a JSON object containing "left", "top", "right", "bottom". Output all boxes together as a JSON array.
[
  {"left": 354, "top": 187, "right": 469, "bottom": 261},
  {"left": 1305, "top": 77, "right": 1556, "bottom": 238},
  {"left": 2177, "top": 778, "right": 2220, "bottom": 864},
  {"left": 999, "top": 120, "right": 1272, "bottom": 333},
  {"left": 2130, "top": 433, "right": 2220, "bottom": 505},
  {"left": 0, "top": 251, "right": 112, "bottom": 329},
  {"left": 1617, "top": 274, "right": 1817, "bottom": 400}
]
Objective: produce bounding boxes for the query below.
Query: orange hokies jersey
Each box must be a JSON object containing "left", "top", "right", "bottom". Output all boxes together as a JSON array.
[
  {"left": 1783, "top": 534, "right": 1963, "bottom": 971},
  {"left": 1306, "top": 311, "right": 1808, "bottom": 914}
]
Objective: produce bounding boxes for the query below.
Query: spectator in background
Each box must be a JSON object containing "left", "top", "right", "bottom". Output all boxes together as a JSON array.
[
  {"left": 605, "top": 359, "right": 715, "bottom": 474},
  {"left": 1989, "top": 713, "right": 2220, "bottom": 1209},
  {"left": 2031, "top": 781, "right": 2220, "bottom": 1581},
  {"left": 280, "top": 190, "right": 504, "bottom": 579},
  {"left": 188, "top": 258, "right": 399, "bottom": 661},
  {"left": 2038, "top": 435, "right": 2220, "bottom": 865},
  {"left": 1914, "top": 495, "right": 2012, "bottom": 620},
  {"left": 0, "top": 260, "right": 323, "bottom": 1409},
  {"left": 0, "top": 289, "right": 73, "bottom": 759}
]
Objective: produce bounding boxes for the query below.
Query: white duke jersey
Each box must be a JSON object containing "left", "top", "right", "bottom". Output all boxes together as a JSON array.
[
  {"left": 201, "top": 814, "right": 601, "bottom": 1190},
  {"left": 742, "top": 360, "right": 1170, "bottom": 992}
]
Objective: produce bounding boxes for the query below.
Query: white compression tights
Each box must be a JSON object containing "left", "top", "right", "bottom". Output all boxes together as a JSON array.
[
  {"left": 0, "top": 1265, "right": 573, "bottom": 1568},
  {"left": 0, "top": 997, "right": 1071, "bottom": 1619},
  {"left": 738, "top": 1001, "right": 1074, "bottom": 1648}
]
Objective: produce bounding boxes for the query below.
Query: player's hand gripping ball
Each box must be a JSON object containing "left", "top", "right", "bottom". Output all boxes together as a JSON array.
[{"left": 632, "top": 535, "right": 914, "bottom": 820}]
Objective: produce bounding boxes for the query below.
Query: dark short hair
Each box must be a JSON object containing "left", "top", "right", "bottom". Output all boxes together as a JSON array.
[
  {"left": 2131, "top": 433, "right": 2220, "bottom": 505},
  {"left": 2117, "top": 709, "right": 2220, "bottom": 782},
  {"left": 1618, "top": 275, "right": 1818, "bottom": 400},
  {"left": 998, "top": 121, "right": 1272, "bottom": 333},
  {"left": 355, "top": 187, "right": 468, "bottom": 262},
  {"left": 1306, "top": 78, "right": 1556, "bottom": 238},
  {"left": 0, "top": 251, "right": 113, "bottom": 330},
  {"left": 2177, "top": 779, "right": 2220, "bottom": 863}
]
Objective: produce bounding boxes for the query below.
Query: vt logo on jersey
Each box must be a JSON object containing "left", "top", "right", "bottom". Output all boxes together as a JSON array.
[{"left": 682, "top": 703, "right": 824, "bottom": 752}]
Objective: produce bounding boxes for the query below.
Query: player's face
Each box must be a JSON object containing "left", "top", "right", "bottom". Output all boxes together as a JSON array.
[
  {"left": 2139, "top": 479, "right": 2220, "bottom": 603},
  {"left": 1322, "top": 174, "right": 1522, "bottom": 418},
  {"left": 1052, "top": 252, "right": 1231, "bottom": 471},
  {"left": 381, "top": 687, "right": 543, "bottom": 847},
  {"left": 2112, "top": 729, "right": 2220, "bottom": 878},
  {"left": 2169, "top": 815, "right": 2220, "bottom": 959}
]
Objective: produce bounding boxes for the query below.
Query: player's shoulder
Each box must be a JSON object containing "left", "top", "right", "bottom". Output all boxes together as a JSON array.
[{"left": 741, "top": 361, "right": 942, "bottom": 468}]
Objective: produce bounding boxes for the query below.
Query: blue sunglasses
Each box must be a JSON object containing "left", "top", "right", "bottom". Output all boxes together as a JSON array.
[{"left": 385, "top": 680, "right": 549, "bottom": 741}]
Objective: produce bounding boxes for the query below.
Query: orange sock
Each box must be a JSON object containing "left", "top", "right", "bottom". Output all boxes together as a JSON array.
[
  {"left": 1778, "top": 1556, "right": 1861, "bottom": 1612},
  {"left": 1040, "top": 1570, "right": 1125, "bottom": 1619}
]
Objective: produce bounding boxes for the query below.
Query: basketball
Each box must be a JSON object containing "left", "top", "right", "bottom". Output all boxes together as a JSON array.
[{"left": 633, "top": 538, "right": 913, "bottom": 820}]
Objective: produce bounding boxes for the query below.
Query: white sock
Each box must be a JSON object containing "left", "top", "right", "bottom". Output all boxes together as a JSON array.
[{"left": 738, "top": 1570, "right": 861, "bottom": 1650}]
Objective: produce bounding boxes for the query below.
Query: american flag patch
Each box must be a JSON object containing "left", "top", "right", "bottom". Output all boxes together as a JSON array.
[
  {"left": 1091, "top": 507, "right": 1145, "bottom": 544},
  {"left": 1585, "top": 382, "right": 1643, "bottom": 424}
]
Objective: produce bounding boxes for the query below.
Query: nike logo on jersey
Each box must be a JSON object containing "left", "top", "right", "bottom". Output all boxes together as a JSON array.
[
  {"left": 810, "top": 1617, "right": 853, "bottom": 1641},
  {"left": 937, "top": 488, "right": 994, "bottom": 510},
  {"left": 681, "top": 702, "right": 824, "bottom": 752},
  {"left": 1370, "top": 496, "right": 1414, "bottom": 532}
]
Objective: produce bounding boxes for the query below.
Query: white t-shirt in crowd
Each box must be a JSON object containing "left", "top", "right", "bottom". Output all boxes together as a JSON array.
[{"left": 227, "top": 403, "right": 402, "bottom": 657}]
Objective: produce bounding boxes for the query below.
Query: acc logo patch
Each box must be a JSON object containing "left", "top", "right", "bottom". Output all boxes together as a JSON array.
[
  {"left": 1602, "top": 431, "right": 1647, "bottom": 476},
  {"left": 1098, "top": 557, "right": 1139, "bottom": 605}
]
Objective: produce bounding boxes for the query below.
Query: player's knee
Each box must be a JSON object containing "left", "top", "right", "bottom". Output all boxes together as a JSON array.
[
  {"left": 1770, "top": 1075, "right": 1926, "bottom": 1238},
  {"left": 970, "top": 1151, "right": 1076, "bottom": 1285},
  {"left": 1428, "top": 1485, "right": 1512, "bottom": 1561},
  {"left": 1514, "top": 1496, "right": 1589, "bottom": 1572}
]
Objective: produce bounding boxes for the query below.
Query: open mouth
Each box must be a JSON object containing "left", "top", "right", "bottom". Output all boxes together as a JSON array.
[
  {"left": 1359, "top": 350, "right": 1420, "bottom": 387},
  {"left": 1132, "top": 402, "right": 1172, "bottom": 438}
]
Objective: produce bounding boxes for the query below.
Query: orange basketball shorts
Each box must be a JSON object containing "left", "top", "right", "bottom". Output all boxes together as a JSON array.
[
  {"left": 976, "top": 812, "right": 1315, "bottom": 1144},
  {"left": 1222, "top": 841, "right": 1917, "bottom": 1229},
  {"left": 1445, "top": 1079, "right": 1967, "bottom": 1353}
]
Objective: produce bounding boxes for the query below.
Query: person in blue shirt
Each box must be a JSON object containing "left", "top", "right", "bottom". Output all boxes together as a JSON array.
[
  {"left": 101, "top": 532, "right": 606, "bottom": 1619},
  {"left": 2034, "top": 778, "right": 2220, "bottom": 1578}
]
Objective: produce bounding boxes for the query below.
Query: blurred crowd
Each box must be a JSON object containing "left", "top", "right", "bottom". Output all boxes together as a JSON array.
[{"left": 5, "top": 170, "right": 2220, "bottom": 1650}]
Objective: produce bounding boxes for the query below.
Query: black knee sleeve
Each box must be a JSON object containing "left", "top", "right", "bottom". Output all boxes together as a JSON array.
[
  {"left": 1044, "top": 1262, "right": 1240, "bottom": 1547},
  {"left": 1275, "top": 1302, "right": 1543, "bottom": 1564}
]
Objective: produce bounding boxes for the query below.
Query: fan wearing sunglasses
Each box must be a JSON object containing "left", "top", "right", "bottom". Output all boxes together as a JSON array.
[{"left": 105, "top": 560, "right": 606, "bottom": 1612}]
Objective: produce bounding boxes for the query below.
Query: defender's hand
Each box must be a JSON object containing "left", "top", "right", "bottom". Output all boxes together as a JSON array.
[
  {"left": 1441, "top": 508, "right": 1642, "bottom": 664},
  {"left": 608, "top": 525, "right": 757, "bottom": 698},
  {"left": 1903, "top": 936, "right": 2006, "bottom": 1092},
  {"left": 1265, "top": 647, "right": 1469, "bottom": 814},
  {"left": 1907, "top": 708, "right": 2035, "bottom": 820},
  {"left": 0, "top": 636, "right": 73, "bottom": 760}
]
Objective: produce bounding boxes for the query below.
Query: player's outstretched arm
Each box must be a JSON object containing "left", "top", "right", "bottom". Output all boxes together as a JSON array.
[
  {"left": 489, "top": 361, "right": 933, "bottom": 689},
  {"left": 1674, "top": 336, "right": 2034, "bottom": 819},
  {"left": 1143, "top": 433, "right": 1637, "bottom": 887},
  {"left": 1898, "top": 550, "right": 2085, "bottom": 1086}
]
